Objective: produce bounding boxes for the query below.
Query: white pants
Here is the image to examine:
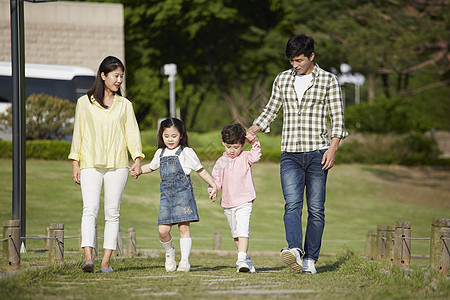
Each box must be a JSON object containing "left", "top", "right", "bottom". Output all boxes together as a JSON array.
[
  {"left": 80, "top": 167, "right": 128, "bottom": 250},
  {"left": 223, "top": 201, "right": 253, "bottom": 238}
]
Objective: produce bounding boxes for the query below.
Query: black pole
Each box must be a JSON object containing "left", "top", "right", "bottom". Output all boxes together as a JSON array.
[{"left": 10, "top": 0, "right": 26, "bottom": 243}]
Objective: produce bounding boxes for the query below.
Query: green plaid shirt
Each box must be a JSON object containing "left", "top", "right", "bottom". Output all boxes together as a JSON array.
[{"left": 254, "top": 64, "right": 348, "bottom": 152}]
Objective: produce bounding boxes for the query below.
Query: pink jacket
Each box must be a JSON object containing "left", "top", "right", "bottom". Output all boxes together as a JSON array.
[{"left": 211, "top": 141, "right": 261, "bottom": 208}]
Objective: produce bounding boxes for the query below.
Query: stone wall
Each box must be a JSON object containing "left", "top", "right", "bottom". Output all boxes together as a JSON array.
[{"left": 0, "top": 0, "right": 124, "bottom": 74}]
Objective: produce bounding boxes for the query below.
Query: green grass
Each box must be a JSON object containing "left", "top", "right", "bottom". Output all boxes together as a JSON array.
[
  {"left": 1, "top": 250, "right": 448, "bottom": 299},
  {"left": 1, "top": 159, "right": 449, "bottom": 299},
  {"left": 1, "top": 160, "right": 449, "bottom": 255}
]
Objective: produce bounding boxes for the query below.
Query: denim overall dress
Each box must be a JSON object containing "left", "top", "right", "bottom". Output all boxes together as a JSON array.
[{"left": 158, "top": 146, "right": 199, "bottom": 225}]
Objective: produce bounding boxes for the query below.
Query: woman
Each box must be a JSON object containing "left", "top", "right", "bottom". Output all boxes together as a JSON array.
[{"left": 69, "top": 56, "right": 144, "bottom": 273}]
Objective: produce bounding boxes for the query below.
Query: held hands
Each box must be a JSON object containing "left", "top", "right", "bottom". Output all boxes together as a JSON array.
[
  {"left": 246, "top": 125, "right": 259, "bottom": 144},
  {"left": 128, "top": 158, "right": 143, "bottom": 179},
  {"left": 208, "top": 184, "right": 218, "bottom": 202},
  {"left": 245, "top": 131, "right": 258, "bottom": 144}
]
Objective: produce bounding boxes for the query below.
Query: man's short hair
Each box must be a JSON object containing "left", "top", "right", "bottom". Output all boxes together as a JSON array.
[
  {"left": 286, "top": 34, "right": 314, "bottom": 59},
  {"left": 221, "top": 124, "right": 246, "bottom": 145}
]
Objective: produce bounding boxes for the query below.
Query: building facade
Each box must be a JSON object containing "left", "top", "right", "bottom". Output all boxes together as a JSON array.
[{"left": 0, "top": 0, "right": 125, "bottom": 75}]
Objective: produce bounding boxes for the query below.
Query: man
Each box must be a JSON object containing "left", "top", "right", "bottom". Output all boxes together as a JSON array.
[{"left": 248, "top": 34, "right": 348, "bottom": 274}]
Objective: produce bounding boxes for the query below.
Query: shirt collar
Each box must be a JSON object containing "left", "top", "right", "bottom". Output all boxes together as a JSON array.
[
  {"left": 289, "top": 62, "right": 319, "bottom": 77},
  {"left": 90, "top": 94, "right": 122, "bottom": 108}
]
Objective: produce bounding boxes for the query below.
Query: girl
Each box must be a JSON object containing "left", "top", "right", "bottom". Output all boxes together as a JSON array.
[
  {"left": 134, "top": 118, "right": 217, "bottom": 272},
  {"left": 69, "top": 56, "right": 144, "bottom": 273}
]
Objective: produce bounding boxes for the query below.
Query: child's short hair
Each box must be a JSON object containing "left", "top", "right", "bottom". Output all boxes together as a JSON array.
[
  {"left": 157, "top": 118, "right": 189, "bottom": 148},
  {"left": 221, "top": 124, "right": 246, "bottom": 145}
]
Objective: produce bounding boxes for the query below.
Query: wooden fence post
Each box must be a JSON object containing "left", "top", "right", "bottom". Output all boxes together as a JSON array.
[
  {"left": 126, "top": 228, "right": 137, "bottom": 257},
  {"left": 430, "top": 218, "right": 450, "bottom": 274},
  {"left": 113, "top": 227, "right": 123, "bottom": 257},
  {"left": 44, "top": 226, "right": 50, "bottom": 250},
  {"left": 377, "top": 225, "right": 387, "bottom": 261},
  {"left": 2, "top": 220, "right": 20, "bottom": 270},
  {"left": 385, "top": 225, "right": 395, "bottom": 263},
  {"left": 49, "top": 223, "right": 64, "bottom": 262},
  {"left": 393, "top": 221, "right": 411, "bottom": 268},
  {"left": 364, "top": 230, "right": 377, "bottom": 260},
  {"left": 214, "top": 231, "right": 222, "bottom": 250}
]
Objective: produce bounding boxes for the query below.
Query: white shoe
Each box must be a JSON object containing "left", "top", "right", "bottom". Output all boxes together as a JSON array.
[
  {"left": 302, "top": 258, "right": 317, "bottom": 274},
  {"left": 280, "top": 248, "right": 303, "bottom": 272},
  {"left": 165, "top": 248, "right": 176, "bottom": 272},
  {"left": 246, "top": 256, "right": 256, "bottom": 273},
  {"left": 177, "top": 259, "right": 190, "bottom": 272},
  {"left": 236, "top": 260, "right": 250, "bottom": 273}
]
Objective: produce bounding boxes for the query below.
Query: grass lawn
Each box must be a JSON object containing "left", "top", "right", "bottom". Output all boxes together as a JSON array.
[
  {"left": 0, "top": 159, "right": 449, "bottom": 299},
  {"left": 1, "top": 250, "right": 449, "bottom": 299},
  {"left": 1, "top": 160, "right": 448, "bottom": 255}
]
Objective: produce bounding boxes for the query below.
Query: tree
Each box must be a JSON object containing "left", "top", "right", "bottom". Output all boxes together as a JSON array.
[
  {"left": 0, "top": 94, "right": 75, "bottom": 140},
  {"left": 316, "top": 0, "right": 449, "bottom": 101},
  {"left": 123, "top": 0, "right": 287, "bottom": 129}
]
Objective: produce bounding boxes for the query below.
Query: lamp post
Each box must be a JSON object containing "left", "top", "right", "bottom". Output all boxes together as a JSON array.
[
  {"left": 10, "top": 0, "right": 58, "bottom": 249},
  {"left": 161, "top": 63, "right": 177, "bottom": 118},
  {"left": 10, "top": 0, "right": 27, "bottom": 246}
]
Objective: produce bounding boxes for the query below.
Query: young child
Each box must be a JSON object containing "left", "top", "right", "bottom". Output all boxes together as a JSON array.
[
  {"left": 210, "top": 124, "right": 261, "bottom": 272},
  {"left": 134, "top": 118, "right": 217, "bottom": 272}
]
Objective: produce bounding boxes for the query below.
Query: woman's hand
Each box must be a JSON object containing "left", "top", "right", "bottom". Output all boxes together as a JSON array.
[
  {"left": 129, "top": 158, "right": 142, "bottom": 179},
  {"left": 71, "top": 160, "right": 81, "bottom": 184}
]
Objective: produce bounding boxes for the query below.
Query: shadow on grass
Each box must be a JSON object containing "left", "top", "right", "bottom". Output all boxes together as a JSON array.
[
  {"left": 316, "top": 254, "right": 347, "bottom": 273},
  {"left": 117, "top": 265, "right": 165, "bottom": 272}
]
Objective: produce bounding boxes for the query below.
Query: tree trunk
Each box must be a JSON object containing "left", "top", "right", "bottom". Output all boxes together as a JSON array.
[{"left": 367, "top": 73, "right": 375, "bottom": 102}]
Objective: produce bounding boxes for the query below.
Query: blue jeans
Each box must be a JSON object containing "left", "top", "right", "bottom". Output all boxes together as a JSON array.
[{"left": 280, "top": 150, "right": 328, "bottom": 262}]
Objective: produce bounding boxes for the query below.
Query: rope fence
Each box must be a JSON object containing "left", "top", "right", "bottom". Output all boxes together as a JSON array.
[
  {"left": 364, "top": 218, "right": 449, "bottom": 275},
  {"left": 3, "top": 218, "right": 449, "bottom": 274}
]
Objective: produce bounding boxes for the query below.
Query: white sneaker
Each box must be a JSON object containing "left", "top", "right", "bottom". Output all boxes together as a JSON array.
[
  {"left": 165, "top": 248, "right": 176, "bottom": 272},
  {"left": 177, "top": 259, "right": 190, "bottom": 272},
  {"left": 246, "top": 256, "right": 256, "bottom": 273},
  {"left": 236, "top": 260, "right": 250, "bottom": 273},
  {"left": 302, "top": 258, "right": 317, "bottom": 274},
  {"left": 280, "top": 248, "right": 303, "bottom": 272}
]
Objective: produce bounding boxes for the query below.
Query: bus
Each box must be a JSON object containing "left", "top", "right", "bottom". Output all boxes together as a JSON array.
[{"left": 0, "top": 61, "right": 96, "bottom": 113}]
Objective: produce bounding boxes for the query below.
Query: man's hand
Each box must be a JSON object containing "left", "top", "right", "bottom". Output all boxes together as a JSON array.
[{"left": 321, "top": 138, "right": 340, "bottom": 170}]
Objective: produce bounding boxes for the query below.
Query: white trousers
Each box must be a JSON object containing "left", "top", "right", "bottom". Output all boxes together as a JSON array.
[
  {"left": 80, "top": 167, "right": 128, "bottom": 250},
  {"left": 223, "top": 201, "right": 253, "bottom": 238}
]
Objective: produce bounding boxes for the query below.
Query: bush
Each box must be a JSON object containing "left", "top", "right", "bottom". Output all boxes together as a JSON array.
[
  {"left": 0, "top": 140, "right": 71, "bottom": 160},
  {"left": 338, "top": 132, "right": 443, "bottom": 166},
  {"left": 1, "top": 133, "right": 445, "bottom": 167},
  {"left": 345, "top": 95, "right": 432, "bottom": 134},
  {"left": 0, "top": 140, "right": 12, "bottom": 158},
  {"left": 0, "top": 93, "right": 75, "bottom": 140}
]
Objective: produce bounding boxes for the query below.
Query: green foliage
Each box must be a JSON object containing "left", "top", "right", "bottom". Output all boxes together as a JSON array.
[
  {"left": 0, "top": 140, "right": 12, "bottom": 158},
  {"left": 1, "top": 130, "right": 443, "bottom": 166},
  {"left": 0, "top": 94, "right": 75, "bottom": 140},
  {"left": 0, "top": 140, "right": 71, "bottom": 160},
  {"left": 25, "top": 140, "right": 71, "bottom": 160},
  {"left": 73, "top": 0, "right": 449, "bottom": 133},
  {"left": 345, "top": 95, "right": 433, "bottom": 134},
  {"left": 338, "top": 132, "right": 443, "bottom": 166}
]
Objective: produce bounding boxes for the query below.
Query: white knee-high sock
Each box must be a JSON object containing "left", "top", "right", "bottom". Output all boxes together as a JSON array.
[
  {"left": 161, "top": 239, "right": 174, "bottom": 252},
  {"left": 179, "top": 237, "right": 192, "bottom": 261}
]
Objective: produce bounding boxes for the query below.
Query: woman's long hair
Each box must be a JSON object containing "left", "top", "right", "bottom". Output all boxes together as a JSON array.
[
  {"left": 87, "top": 56, "right": 124, "bottom": 108},
  {"left": 157, "top": 118, "right": 189, "bottom": 149}
]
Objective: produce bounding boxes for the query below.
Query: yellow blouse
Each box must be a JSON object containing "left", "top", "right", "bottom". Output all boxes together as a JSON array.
[{"left": 68, "top": 94, "right": 144, "bottom": 169}]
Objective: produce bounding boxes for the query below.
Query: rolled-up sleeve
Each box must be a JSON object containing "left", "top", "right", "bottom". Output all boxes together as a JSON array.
[
  {"left": 125, "top": 101, "right": 145, "bottom": 160},
  {"left": 327, "top": 76, "right": 348, "bottom": 140},
  {"left": 253, "top": 75, "right": 283, "bottom": 133}
]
